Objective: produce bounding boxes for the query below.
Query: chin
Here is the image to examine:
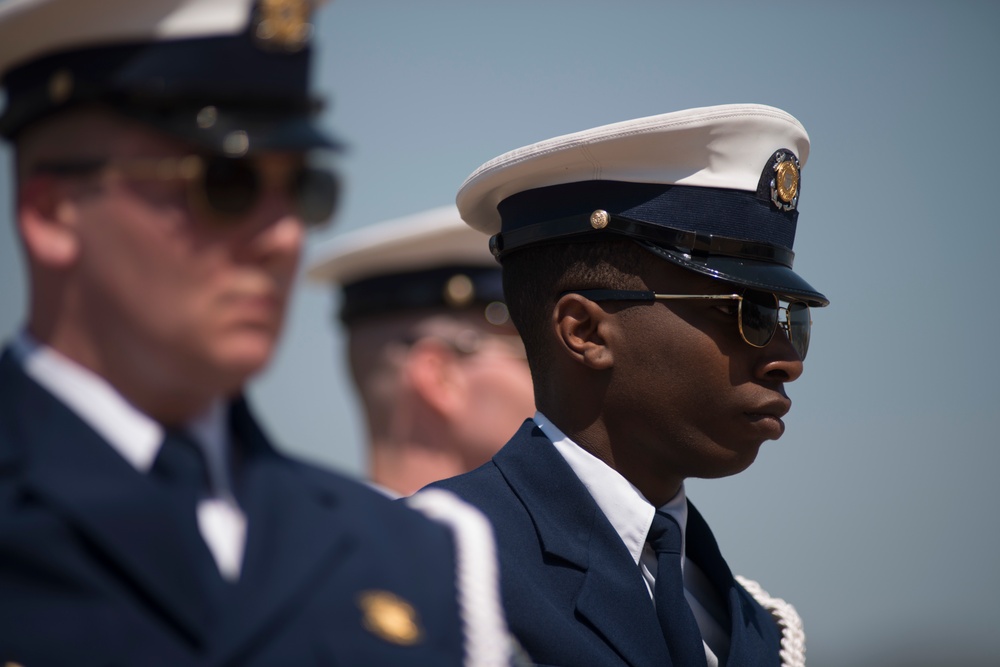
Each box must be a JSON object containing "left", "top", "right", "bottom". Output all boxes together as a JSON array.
[
  {"left": 702, "top": 443, "right": 763, "bottom": 479},
  {"left": 204, "top": 336, "right": 277, "bottom": 388}
]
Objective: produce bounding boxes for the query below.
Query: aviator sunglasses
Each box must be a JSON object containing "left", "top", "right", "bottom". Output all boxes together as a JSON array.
[
  {"left": 33, "top": 153, "right": 339, "bottom": 226},
  {"left": 564, "top": 288, "right": 812, "bottom": 360}
]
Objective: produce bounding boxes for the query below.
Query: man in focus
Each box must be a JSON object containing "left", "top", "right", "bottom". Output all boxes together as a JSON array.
[{"left": 431, "top": 104, "right": 821, "bottom": 667}]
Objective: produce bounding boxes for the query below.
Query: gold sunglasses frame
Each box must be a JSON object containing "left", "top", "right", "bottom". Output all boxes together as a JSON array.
[
  {"left": 32, "top": 154, "right": 337, "bottom": 226},
  {"left": 564, "top": 289, "right": 811, "bottom": 358}
]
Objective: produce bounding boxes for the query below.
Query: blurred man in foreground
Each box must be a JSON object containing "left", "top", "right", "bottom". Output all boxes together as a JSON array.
[
  {"left": 0, "top": 1, "right": 510, "bottom": 665},
  {"left": 309, "top": 206, "right": 535, "bottom": 496}
]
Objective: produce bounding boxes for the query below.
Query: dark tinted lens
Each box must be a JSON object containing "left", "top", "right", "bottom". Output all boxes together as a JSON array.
[
  {"left": 786, "top": 302, "right": 811, "bottom": 360},
  {"left": 739, "top": 291, "right": 779, "bottom": 347},
  {"left": 292, "top": 167, "right": 339, "bottom": 225},
  {"left": 201, "top": 157, "right": 258, "bottom": 217}
]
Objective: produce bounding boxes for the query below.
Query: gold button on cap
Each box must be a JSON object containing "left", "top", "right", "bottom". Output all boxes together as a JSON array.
[{"left": 590, "top": 209, "right": 610, "bottom": 229}]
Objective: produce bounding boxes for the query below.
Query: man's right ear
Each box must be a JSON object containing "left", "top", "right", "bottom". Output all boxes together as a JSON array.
[
  {"left": 552, "top": 293, "right": 615, "bottom": 371},
  {"left": 17, "top": 175, "right": 80, "bottom": 268}
]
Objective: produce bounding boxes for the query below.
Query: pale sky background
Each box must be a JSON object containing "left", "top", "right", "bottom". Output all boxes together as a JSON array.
[{"left": 1, "top": 1, "right": 998, "bottom": 665}]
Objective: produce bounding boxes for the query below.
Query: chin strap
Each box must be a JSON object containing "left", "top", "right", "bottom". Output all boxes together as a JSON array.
[
  {"left": 407, "top": 488, "right": 529, "bottom": 667},
  {"left": 735, "top": 575, "right": 806, "bottom": 667}
]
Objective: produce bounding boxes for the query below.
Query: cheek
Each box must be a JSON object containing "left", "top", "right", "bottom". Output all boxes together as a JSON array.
[
  {"left": 615, "top": 321, "right": 733, "bottom": 430},
  {"left": 80, "top": 200, "right": 187, "bottom": 297},
  {"left": 78, "top": 198, "right": 221, "bottom": 343}
]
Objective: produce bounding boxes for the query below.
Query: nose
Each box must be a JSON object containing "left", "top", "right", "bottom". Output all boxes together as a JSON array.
[{"left": 754, "top": 325, "right": 804, "bottom": 383}]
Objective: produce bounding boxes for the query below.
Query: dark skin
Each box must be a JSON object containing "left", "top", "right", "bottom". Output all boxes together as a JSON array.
[{"left": 535, "top": 258, "right": 804, "bottom": 507}]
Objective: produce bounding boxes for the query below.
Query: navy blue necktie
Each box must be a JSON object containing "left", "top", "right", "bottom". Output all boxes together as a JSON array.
[
  {"left": 648, "top": 511, "right": 707, "bottom": 667},
  {"left": 152, "top": 428, "right": 230, "bottom": 609},
  {"left": 153, "top": 429, "right": 212, "bottom": 500}
]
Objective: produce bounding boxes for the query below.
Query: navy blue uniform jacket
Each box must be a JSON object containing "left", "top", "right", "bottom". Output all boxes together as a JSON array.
[
  {"left": 0, "top": 350, "right": 466, "bottom": 666},
  {"left": 430, "top": 419, "right": 784, "bottom": 667}
]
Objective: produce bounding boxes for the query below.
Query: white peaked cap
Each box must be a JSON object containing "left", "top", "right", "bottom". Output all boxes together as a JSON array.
[{"left": 454, "top": 104, "right": 827, "bottom": 306}]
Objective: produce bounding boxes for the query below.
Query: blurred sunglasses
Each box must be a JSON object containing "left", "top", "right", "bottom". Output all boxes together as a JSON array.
[
  {"left": 33, "top": 154, "right": 339, "bottom": 226},
  {"left": 564, "top": 288, "right": 811, "bottom": 360}
]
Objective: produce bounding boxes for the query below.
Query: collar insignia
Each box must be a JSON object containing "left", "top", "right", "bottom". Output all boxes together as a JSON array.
[{"left": 357, "top": 590, "right": 424, "bottom": 646}]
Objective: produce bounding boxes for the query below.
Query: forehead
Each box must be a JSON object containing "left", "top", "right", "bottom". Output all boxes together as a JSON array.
[{"left": 18, "top": 107, "right": 184, "bottom": 158}]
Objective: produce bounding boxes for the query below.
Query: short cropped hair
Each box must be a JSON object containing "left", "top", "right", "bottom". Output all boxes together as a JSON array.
[{"left": 501, "top": 239, "right": 652, "bottom": 382}]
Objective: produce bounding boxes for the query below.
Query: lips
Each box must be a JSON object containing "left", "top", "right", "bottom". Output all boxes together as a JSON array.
[
  {"left": 744, "top": 397, "right": 791, "bottom": 438},
  {"left": 218, "top": 290, "right": 285, "bottom": 328},
  {"left": 745, "top": 397, "right": 791, "bottom": 420}
]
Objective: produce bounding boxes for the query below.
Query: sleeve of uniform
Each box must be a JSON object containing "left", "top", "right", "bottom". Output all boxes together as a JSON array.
[
  {"left": 406, "top": 488, "right": 529, "bottom": 667},
  {"left": 735, "top": 575, "right": 806, "bottom": 667}
]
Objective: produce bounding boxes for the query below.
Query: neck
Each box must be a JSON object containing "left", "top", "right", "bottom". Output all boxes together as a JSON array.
[
  {"left": 541, "top": 404, "right": 684, "bottom": 508},
  {"left": 27, "top": 321, "right": 230, "bottom": 426},
  {"left": 369, "top": 438, "right": 467, "bottom": 497}
]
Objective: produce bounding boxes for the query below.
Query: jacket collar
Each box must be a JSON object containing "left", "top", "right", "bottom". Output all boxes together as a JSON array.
[
  {"left": 491, "top": 419, "right": 782, "bottom": 666},
  {"left": 492, "top": 420, "right": 670, "bottom": 667},
  {"left": 686, "top": 503, "right": 783, "bottom": 665},
  {"left": 0, "top": 350, "right": 357, "bottom": 660},
  {"left": 0, "top": 350, "right": 223, "bottom": 646}
]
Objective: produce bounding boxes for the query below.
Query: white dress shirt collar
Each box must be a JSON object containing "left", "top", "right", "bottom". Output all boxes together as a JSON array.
[
  {"left": 10, "top": 330, "right": 246, "bottom": 580},
  {"left": 10, "top": 330, "right": 230, "bottom": 477},
  {"left": 532, "top": 411, "right": 688, "bottom": 565},
  {"left": 11, "top": 331, "right": 164, "bottom": 471},
  {"left": 532, "top": 412, "right": 727, "bottom": 666}
]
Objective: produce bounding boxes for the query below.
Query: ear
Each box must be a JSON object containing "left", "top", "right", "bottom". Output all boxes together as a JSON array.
[
  {"left": 17, "top": 174, "right": 81, "bottom": 269},
  {"left": 553, "top": 294, "right": 615, "bottom": 370},
  {"left": 402, "top": 338, "right": 467, "bottom": 418}
]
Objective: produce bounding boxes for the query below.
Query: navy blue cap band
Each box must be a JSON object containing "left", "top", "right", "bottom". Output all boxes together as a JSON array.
[
  {"left": 340, "top": 266, "right": 505, "bottom": 324},
  {"left": 490, "top": 212, "right": 795, "bottom": 267},
  {"left": 0, "top": 34, "right": 329, "bottom": 146},
  {"left": 496, "top": 180, "right": 798, "bottom": 251}
]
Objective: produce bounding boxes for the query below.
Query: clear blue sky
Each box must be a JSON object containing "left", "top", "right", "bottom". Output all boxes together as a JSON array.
[{"left": 2, "top": 2, "right": 998, "bottom": 665}]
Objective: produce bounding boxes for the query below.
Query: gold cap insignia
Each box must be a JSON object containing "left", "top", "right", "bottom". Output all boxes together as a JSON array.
[
  {"left": 357, "top": 590, "right": 424, "bottom": 646},
  {"left": 253, "top": 0, "right": 314, "bottom": 52},
  {"left": 769, "top": 151, "right": 800, "bottom": 212}
]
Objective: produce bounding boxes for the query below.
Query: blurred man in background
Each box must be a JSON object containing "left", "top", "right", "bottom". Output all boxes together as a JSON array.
[
  {"left": 309, "top": 206, "right": 535, "bottom": 496},
  {"left": 0, "top": 1, "right": 510, "bottom": 665}
]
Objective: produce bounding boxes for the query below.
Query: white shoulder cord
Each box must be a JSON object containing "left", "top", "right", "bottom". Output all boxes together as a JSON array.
[
  {"left": 407, "top": 488, "right": 525, "bottom": 667},
  {"left": 734, "top": 575, "right": 806, "bottom": 667}
]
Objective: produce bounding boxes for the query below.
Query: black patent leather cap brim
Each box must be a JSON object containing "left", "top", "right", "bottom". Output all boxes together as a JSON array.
[{"left": 636, "top": 240, "right": 829, "bottom": 307}]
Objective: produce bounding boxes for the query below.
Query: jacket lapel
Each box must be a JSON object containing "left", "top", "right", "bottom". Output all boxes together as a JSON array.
[
  {"left": 493, "top": 422, "right": 668, "bottom": 667},
  {"left": 215, "top": 398, "right": 355, "bottom": 663},
  {"left": 686, "top": 503, "right": 781, "bottom": 666},
  {"left": 0, "top": 351, "right": 219, "bottom": 647}
]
